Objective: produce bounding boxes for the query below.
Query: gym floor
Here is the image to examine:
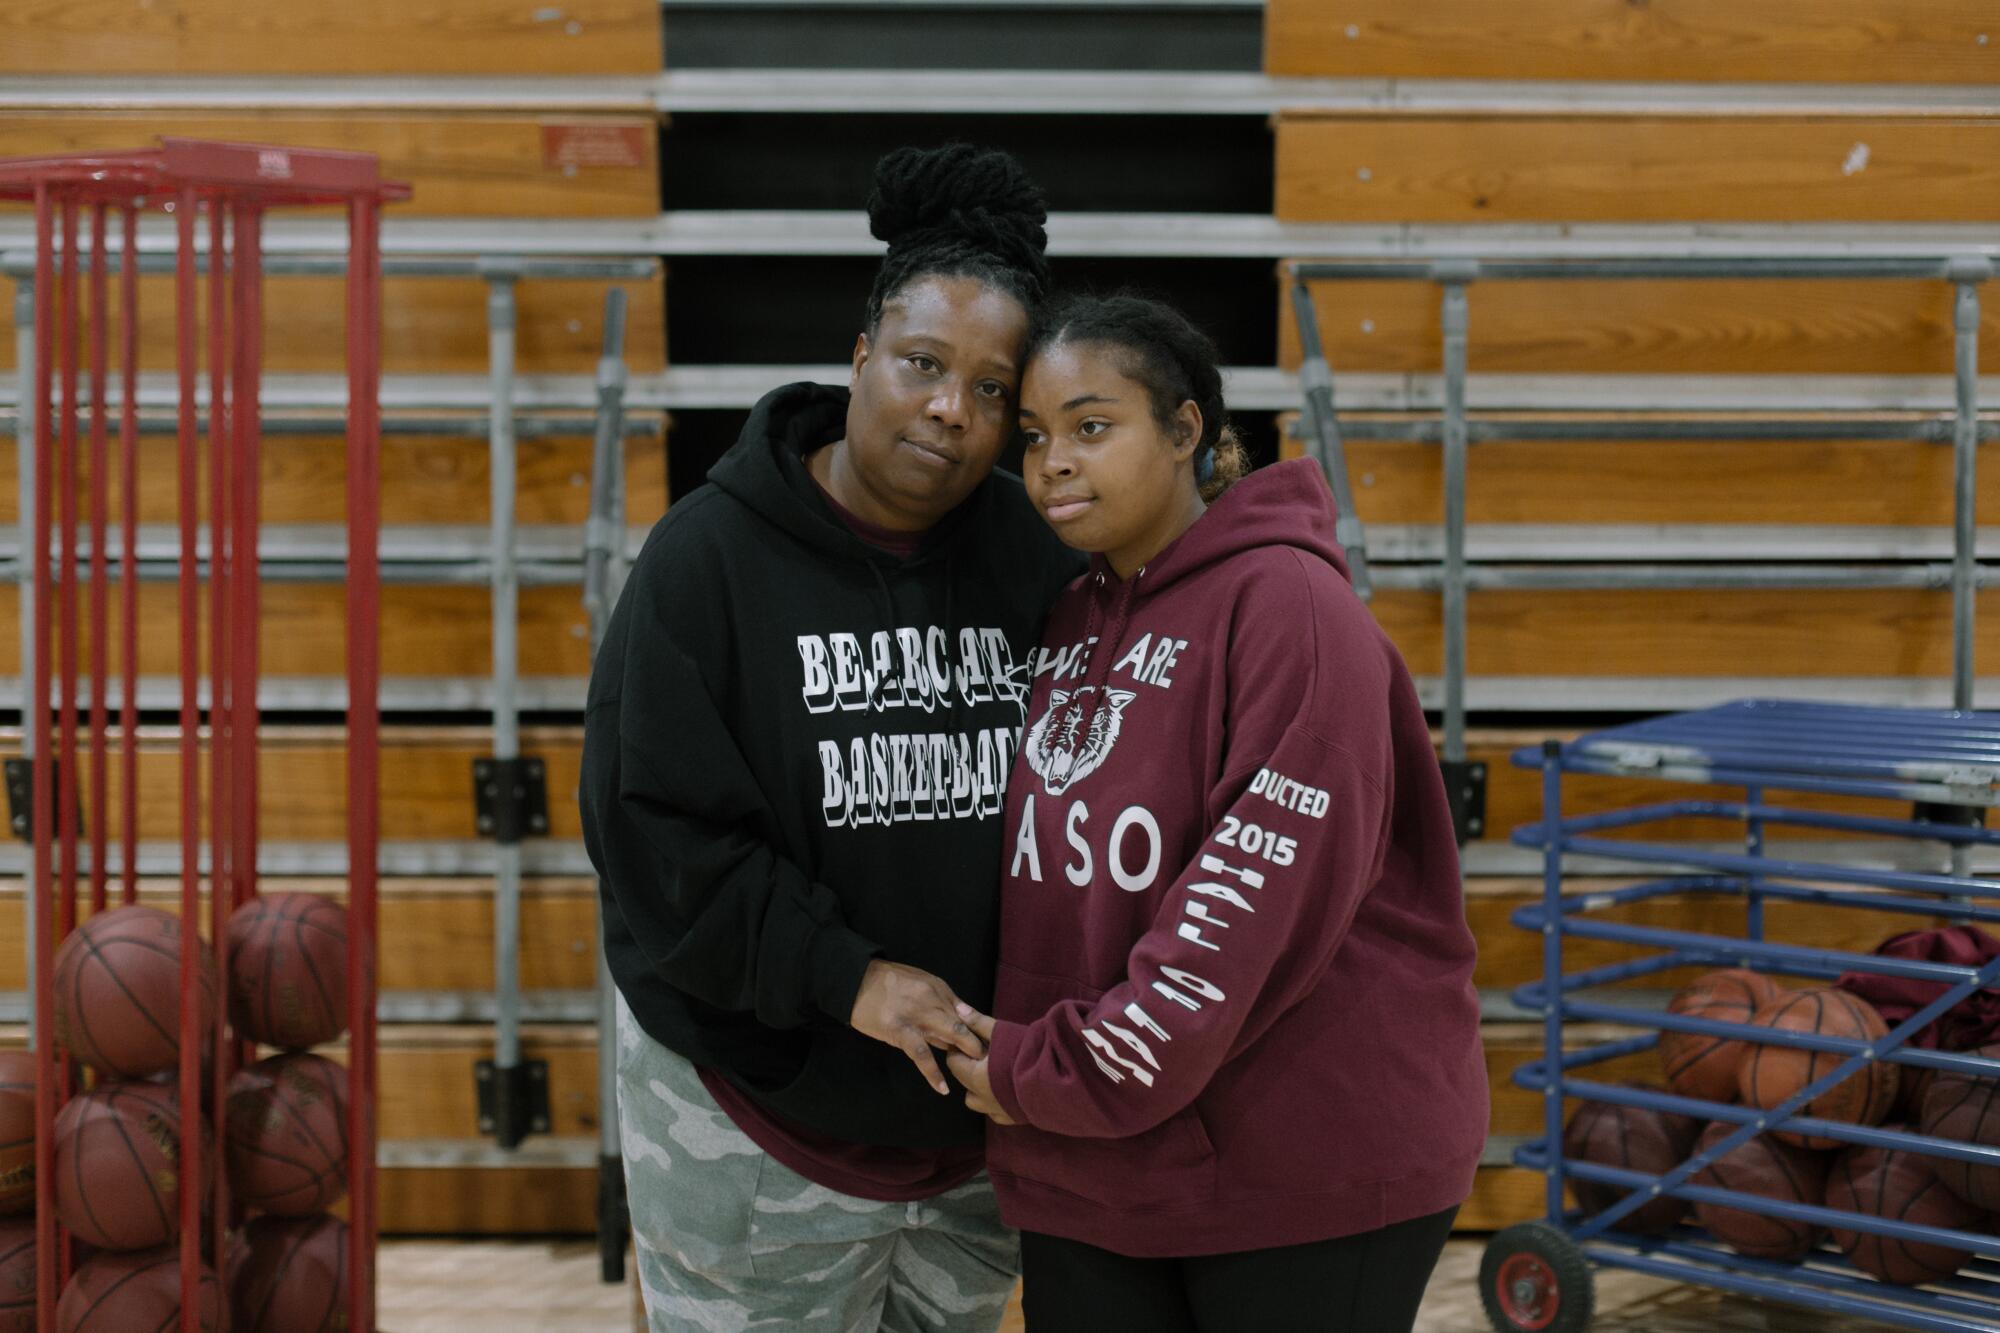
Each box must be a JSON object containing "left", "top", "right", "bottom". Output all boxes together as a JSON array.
[{"left": 377, "top": 1238, "right": 1907, "bottom": 1331}]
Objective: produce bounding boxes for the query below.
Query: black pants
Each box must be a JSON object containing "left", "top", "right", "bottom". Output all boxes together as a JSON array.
[{"left": 1019, "top": 1206, "right": 1458, "bottom": 1333}]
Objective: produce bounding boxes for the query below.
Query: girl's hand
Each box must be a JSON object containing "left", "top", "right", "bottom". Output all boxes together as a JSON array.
[{"left": 946, "top": 1003, "right": 1017, "bottom": 1125}]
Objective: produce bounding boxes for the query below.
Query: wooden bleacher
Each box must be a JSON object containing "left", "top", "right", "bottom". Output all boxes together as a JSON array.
[
  {"left": 0, "top": 0, "right": 664, "bottom": 77},
  {"left": 1264, "top": 0, "right": 1999, "bottom": 85}
]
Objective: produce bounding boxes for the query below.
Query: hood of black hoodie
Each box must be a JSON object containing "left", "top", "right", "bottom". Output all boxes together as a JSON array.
[{"left": 708, "top": 380, "right": 994, "bottom": 566}]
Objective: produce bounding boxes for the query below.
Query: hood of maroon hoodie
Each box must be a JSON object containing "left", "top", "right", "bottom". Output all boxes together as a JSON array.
[{"left": 983, "top": 458, "right": 1488, "bottom": 1257}]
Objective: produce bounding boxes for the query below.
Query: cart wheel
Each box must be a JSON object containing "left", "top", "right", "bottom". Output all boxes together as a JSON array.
[{"left": 1479, "top": 1222, "right": 1593, "bottom": 1333}]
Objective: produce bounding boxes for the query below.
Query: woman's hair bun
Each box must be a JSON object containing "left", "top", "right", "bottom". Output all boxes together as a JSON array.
[{"left": 866, "top": 144, "right": 1048, "bottom": 270}]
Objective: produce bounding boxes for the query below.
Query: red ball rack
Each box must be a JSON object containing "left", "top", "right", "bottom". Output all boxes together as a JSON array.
[{"left": 0, "top": 139, "right": 407, "bottom": 1333}]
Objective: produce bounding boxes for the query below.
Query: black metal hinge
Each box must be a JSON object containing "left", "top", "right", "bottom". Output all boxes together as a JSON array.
[
  {"left": 1441, "top": 759, "right": 1487, "bottom": 846},
  {"left": 5, "top": 757, "right": 81, "bottom": 844},
  {"left": 473, "top": 756, "right": 549, "bottom": 845},
  {"left": 475, "top": 1057, "right": 552, "bottom": 1150}
]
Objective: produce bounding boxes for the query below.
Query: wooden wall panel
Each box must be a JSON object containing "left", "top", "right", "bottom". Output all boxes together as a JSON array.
[
  {"left": 1366, "top": 587, "right": 2000, "bottom": 679},
  {"left": 0, "top": 114, "right": 659, "bottom": 218},
  {"left": 1278, "top": 278, "right": 2000, "bottom": 375},
  {"left": 0, "top": 273, "right": 666, "bottom": 377},
  {"left": 1275, "top": 115, "right": 2000, "bottom": 224},
  {"left": 1265, "top": 0, "right": 2000, "bottom": 85},
  {"left": 0, "top": 582, "right": 592, "bottom": 680},
  {"left": 1278, "top": 428, "right": 1998, "bottom": 529},
  {"left": 0, "top": 427, "right": 668, "bottom": 528},
  {"left": 0, "top": 725, "right": 583, "bottom": 844},
  {"left": 381, "top": 1167, "right": 598, "bottom": 1234},
  {"left": 1486, "top": 1026, "right": 1656, "bottom": 1138},
  {"left": 0, "top": 0, "right": 663, "bottom": 77},
  {"left": 369, "top": 1026, "right": 599, "bottom": 1141},
  {"left": 0, "top": 876, "right": 599, "bottom": 993},
  {"left": 1459, "top": 1166, "right": 1559, "bottom": 1232}
]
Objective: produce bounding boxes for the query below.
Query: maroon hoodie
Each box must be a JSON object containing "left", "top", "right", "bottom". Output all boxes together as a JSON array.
[{"left": 984, "top": 459, "right": 1488, "bottom": 1257}]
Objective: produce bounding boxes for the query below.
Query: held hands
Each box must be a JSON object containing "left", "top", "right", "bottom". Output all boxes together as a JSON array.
[
  {"left": 848, "top": 959, "right": 984, "bottom": 1095},
  {"left": 945, "top": 1004, "right": 1017, "bottom": 1127}
]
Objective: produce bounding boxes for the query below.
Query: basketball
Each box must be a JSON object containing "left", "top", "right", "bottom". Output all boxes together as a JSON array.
[
  {"left": 56, "top": 1245, "right": 222, "bottom": 1332},
  {"left": 50, "top": 905, "right": 216, "bottom": 1079},
  {"left": 229, "top": 1213, "right": 349, "bottom": 1332},
  {"left": 226, "top": 893, "right": 350, "bottom": 1051},
  {"left": 0, "top": 1052, "right": 32, "bottom": 1216},
  {"left": 0, "top": 1219, "right": 33, "bottom": 1333},
  {"left": 1919, "top": 1045, "right": 2000, "bottom": 1211},
  {"left": 1689, "top": 1119, "right": 1829, "bottom": 1261},
  {"left": 1659, "top": 968, "right": 1782, "bottom": 1103},
  {"left": 1827, "top": 1140, "right": 1985, "bottom": 1285},
  {"left": 1561, "top": 1092, "right": 1702, "bottom": 1235},
  {"left": 1738, "top": 988, "right": 1899, "bottom": 1149},
  {"left": 225, "top": 1052, "right": 350, "bottom": 1215},
  {"left": 53, "top": 1081, "right": 206, "bottom": 1252}
]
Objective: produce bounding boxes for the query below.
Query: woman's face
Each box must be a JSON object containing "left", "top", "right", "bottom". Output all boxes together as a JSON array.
[
  {"left": 841, "top": 274, "right": 1029, "bottom": 530},
  {"left": 1019, "top": 338, "right": 1201, "bottom": 577}
]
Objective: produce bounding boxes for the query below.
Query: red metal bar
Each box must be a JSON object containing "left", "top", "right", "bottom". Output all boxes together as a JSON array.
[
  {"left": 174, "top": 184, "right": 205, "bottom": 1332},
  {"left": 87, "top": 204, "right": 108, "bottom": 915},
  {"left": 30, "top": 177, "right": 58, "bottom": 1333},
  {"left": 205, "top": 197, "right": 231, "bottom": 1058},
  {"left": 119, "top": 204, "right": 138, "bottom": 905},
  {"left": 346, "top": 191, "right": 383, "bottom": 1332},
  {"left": 57, "top": 198, "right": 78, "bottom": 941},
  {"left": 229, "top": 203, "right": 261, "bottom": 917}
]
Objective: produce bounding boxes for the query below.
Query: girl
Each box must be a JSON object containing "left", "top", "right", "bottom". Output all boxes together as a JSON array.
[
  {"left": 948, "top": 294, "right": 1488, "bottom": 1331},
  {"left": 582, "top": 145, "right": 1080, "bottom": 1331}
]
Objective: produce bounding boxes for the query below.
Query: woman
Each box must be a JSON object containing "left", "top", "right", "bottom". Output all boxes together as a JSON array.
[
  {"left": 580, "top": 145, "right": 1080, "bottom": 1331},
  {"left": 947, "top": 295, "right": 1488, "bottom": 1331}
]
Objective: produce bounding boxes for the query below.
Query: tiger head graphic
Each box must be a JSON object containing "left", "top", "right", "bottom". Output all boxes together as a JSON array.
[{"left": 1023, "top": 686, "right": 1139, "bottom": 796}]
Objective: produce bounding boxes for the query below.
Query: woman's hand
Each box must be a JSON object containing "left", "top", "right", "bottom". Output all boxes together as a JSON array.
[
  {"left": 848, "top": 960, "right": 984, "bottom": 1095},
  {"left": 945, "top": 1004, "right": 1017, "bottom": 1126}
]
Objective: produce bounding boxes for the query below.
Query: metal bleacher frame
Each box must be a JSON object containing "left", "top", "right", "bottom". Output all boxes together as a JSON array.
[{"left": 1287, "top": 255, "right": 1996, "bottom": 860}]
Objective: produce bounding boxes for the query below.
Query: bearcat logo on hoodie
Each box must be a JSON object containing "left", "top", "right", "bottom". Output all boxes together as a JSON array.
[{"left": 1024, "top": 686, "right": 1138, "bottom": 796}]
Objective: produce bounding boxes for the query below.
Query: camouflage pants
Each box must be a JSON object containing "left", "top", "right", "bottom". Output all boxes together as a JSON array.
[{"left": 615, "top": 995, "right": 1020, "bottom": 1333}]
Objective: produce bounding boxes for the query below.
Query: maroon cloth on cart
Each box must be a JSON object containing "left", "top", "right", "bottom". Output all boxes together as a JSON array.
[{"left": 1835, "top": 926, "right": 2000, "bottom": 1051}]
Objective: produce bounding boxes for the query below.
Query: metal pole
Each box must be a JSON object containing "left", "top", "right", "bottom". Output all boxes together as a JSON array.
[
  {"left": 1286, "top": 275, "right": 1370, "bottom": 599},
  {"left": 585, "top": 286, "right": 630, "bottom": 1284},
  {"left": 27, "top": 182, "right": 54, "bottom": 1333},
  {"left": 14, "top": 274, "right": 34, "bottom": 1034},
  {"left": 1540, "top": 740, "right": 1566, "bottom": 1224},
  {"left": 1439, "top": 266, "right": 1476, "bottom": 769},
  {"left": 344, "top": 191, "right": 385, "bottom": 1333},
  {"left": 1949, "top": 261, "right": 1988, "bottom": 714},
  {"left": 1745, "top": 783, "right": 1766, "bottom": 943},
  {"left": 487, "top": 269, "right": 524, "bottom": 1082}
]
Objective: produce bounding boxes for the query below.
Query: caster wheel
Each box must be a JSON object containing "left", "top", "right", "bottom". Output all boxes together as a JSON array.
[{"left": 1479, "top": 1221, "right": 1594, "bottom": 1333}]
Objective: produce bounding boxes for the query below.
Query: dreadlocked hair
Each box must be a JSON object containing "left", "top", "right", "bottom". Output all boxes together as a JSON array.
[
  {"left": 1027, "top": 292, "right": 1249, "bottom": 501},
  {"left": 864, "top": 144, "right": 1051, "bottom": 334}
]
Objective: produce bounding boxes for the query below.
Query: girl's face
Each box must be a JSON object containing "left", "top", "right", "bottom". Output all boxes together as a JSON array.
[
  {"left": 1018, "top": 338, "right": 1202, "bottom": 577},
  {"left": 841, "top": 275, "right": 1028, "bottom": 530}
]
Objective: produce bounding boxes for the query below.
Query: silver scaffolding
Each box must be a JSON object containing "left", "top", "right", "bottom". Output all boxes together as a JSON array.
[{"left": 1286, "top": 254, "right": 1996, "bottom": 845}]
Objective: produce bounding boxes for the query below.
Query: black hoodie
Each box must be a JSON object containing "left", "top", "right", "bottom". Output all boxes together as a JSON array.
[{"left": 581, "top": 382, "right": 1082, "bottom": 1148}]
